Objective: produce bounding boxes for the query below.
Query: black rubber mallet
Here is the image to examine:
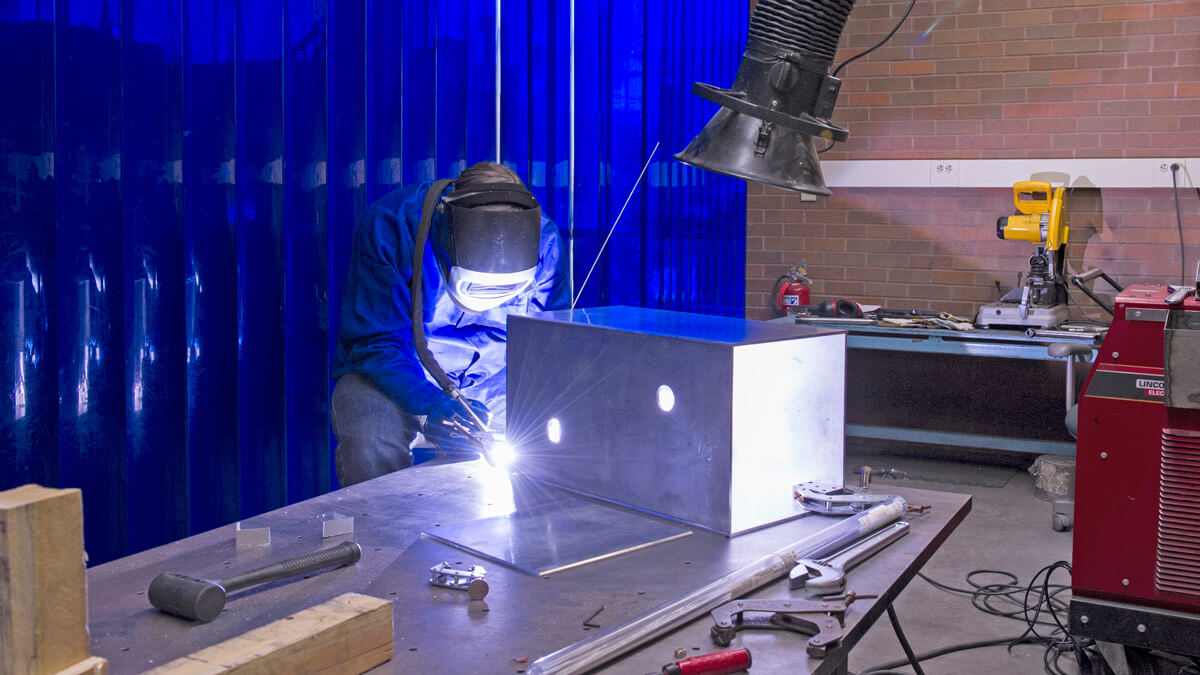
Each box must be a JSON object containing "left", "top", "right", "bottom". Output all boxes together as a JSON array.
[{"left": 148, "top": 540, "right": 362, "bottom": 622}]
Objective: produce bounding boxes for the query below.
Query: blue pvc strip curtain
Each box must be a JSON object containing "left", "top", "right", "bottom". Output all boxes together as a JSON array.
[{"left": 0, "top": 0, "right": 746, "bottom": 564}]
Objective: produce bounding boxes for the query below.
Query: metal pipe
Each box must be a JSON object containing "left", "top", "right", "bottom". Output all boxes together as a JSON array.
[{"left": 528, "top": 497, "right": 908, "bottom": 675}]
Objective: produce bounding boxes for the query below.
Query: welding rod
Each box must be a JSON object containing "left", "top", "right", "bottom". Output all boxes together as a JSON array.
[{"left": 527, "top": 497, "right": 908, "bottom": 675}]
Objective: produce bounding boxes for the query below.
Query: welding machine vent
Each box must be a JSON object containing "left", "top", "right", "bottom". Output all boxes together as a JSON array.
[{"left": 1155, "top": 428, "right": 1200, "bottom": 598}]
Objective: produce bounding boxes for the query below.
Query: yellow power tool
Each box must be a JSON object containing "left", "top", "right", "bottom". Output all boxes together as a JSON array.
[{"left": 976, "top": 181, "right": 1070, "bottom": 329}]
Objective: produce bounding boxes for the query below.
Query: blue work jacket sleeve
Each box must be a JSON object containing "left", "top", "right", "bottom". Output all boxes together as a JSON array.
[{"left": 336, "top": 186, "right": 446, "bottom": 415}]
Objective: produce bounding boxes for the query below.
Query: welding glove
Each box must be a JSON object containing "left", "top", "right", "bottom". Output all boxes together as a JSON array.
[{"left": 422, "top": 397, "right": 492, "bottom": 456}]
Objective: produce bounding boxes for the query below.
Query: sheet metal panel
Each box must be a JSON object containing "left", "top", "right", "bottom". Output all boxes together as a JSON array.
[
  {"left": 508, "top": 307, "right": 845, "bottom": 535},
  {"left": 425, "top": 497, "right": 692, "bottom": 576}
]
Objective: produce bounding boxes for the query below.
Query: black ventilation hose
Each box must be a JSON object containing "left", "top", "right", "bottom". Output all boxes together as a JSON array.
[
  {"left": 411, "top": 179, "right": 460, "bottom": 401},
  {"left": 748, "top": 0, "right": 856, "bottom": 61},
  {"left": 697, "top": 0, "right": 859, "bottom": 138}
]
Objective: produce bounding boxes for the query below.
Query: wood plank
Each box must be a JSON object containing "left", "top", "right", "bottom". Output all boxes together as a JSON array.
[
  {"left": 54, "top": 656, "right": 109, "bottom": 675},
  {"left": 146, "top": 593, "right": 393, "bottom": 675},
  {"left": 0, "top": 484, "right": 91, "bottom": 675}
]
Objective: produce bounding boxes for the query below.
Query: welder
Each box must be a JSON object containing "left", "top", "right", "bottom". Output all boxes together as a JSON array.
[{"left": 332, "top": 162, "right": 570, "bottom": 486}]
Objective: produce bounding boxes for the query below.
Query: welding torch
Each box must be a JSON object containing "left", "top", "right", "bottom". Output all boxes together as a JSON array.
[
  {"left": 452, "top": 391, "right": 491, "bottom": 437},
  {"left": 438, "top": 389, "right": 518, "bottom": 469}
]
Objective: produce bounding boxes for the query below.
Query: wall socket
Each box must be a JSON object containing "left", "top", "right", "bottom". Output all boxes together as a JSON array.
[
  {"left": 1153, "top": 160, "right": 1187, "bottom": 188},
  {"left": 930, "top": 160, "right": 960, "bottom": 187}
]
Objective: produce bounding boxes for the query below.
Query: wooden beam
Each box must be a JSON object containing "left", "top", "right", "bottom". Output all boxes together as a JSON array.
[
  {"left": 54, "top": 656, "right": 109, "bottom": 675},
  {"left": 0, "top": 484, "right": 93, "bottom": 675},
  {"left": 146, "top": 593, "right": 393, "bottom": 675}
]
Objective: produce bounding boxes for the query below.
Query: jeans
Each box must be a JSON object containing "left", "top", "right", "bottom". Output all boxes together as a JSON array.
[{"left": 331, "top": 373, "right": 421, "bottom": 486}]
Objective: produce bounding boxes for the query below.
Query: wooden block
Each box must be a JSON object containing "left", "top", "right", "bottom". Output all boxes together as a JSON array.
[
  {"left": 54, "top": 656, "right": 109, "bottom": 675},
  {"left": 0, "top": 484, "right": 91, "bottom": 675},
  {"left": 146, "top": 593, "right": 394, "bottom": 675}
]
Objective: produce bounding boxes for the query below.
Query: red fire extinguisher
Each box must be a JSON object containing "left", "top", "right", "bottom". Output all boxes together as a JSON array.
[{"left": 774, "top": 261, "right": 811, "bottom": 316}]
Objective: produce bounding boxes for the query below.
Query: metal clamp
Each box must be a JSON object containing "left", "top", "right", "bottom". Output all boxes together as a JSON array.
[
  {"left": 429, "top": 562, "right": 489, "bottom": 600},
  {"left": 709, "top": 593, "right": 874, "bottom": 657},
  {"left": 793, "top": 482, "right": 901, "bottom": 516}
]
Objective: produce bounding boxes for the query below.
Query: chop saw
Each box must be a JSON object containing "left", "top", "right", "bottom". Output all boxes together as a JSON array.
[{"left": 976, "top": 181, "right": 1070, "bottom": 329}]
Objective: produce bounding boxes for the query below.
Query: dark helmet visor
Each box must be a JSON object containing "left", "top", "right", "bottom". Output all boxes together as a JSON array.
[{"left": 440, "top": 183, "right": 542, "bottom": 275}]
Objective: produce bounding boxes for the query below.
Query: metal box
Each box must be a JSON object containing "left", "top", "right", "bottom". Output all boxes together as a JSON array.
[{"left": 506, "top": 306, "right": 846, "bottom": 536}]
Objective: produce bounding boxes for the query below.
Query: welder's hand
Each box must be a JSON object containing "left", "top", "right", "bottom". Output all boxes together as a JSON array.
[{"left": 423, "top": 398, "right": 491, "bottom": 455}]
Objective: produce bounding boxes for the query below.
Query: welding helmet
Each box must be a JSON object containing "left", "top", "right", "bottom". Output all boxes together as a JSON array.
[{"left": 433, "top": 182, "right": 543, "bottom": 313}]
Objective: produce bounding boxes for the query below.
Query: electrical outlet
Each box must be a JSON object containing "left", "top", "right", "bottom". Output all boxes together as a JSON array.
[
  {"left": 929, "top": 160, "right": 960, "bottom": 187},
  {"left": 1153, "top": 160, "right": 1187, "bottom": 188}
]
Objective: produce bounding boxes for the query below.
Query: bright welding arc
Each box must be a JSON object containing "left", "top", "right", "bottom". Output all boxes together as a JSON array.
[{"left": 570, "top": 142, "right": 661, "bottom": 311}]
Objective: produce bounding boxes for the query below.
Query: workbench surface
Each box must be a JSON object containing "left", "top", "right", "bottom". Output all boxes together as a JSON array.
[{"left": 88, "top": 460, "right": 971, "bottom": 674}]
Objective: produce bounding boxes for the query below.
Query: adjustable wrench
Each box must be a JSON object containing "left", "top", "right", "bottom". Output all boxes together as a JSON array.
[{"left": 789, "top": 521, "right": 909, "bottom": 595}]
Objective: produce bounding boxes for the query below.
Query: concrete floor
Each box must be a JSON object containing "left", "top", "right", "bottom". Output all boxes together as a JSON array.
[{"left": 841, "top": 449, "right": 1078, "bottom": 675}]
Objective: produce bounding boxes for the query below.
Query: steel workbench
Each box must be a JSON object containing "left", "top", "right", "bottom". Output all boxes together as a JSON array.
[
  {"left": 88, "top": 459, "right": 971, "bottom": 674},
  {"left": 787, "top": 318, "right": 1104, "bottom": 456}
]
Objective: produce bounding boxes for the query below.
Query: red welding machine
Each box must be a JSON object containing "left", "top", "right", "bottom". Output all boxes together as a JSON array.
[{"left": 1070, "top": 285, "right": 1200, "bottom": 657}]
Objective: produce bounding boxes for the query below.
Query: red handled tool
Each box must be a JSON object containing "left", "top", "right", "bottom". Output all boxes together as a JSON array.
[{"left": 661, "top": 647, "right": 752, "bottom": 675}]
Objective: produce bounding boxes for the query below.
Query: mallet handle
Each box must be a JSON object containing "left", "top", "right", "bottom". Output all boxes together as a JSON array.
[{"left": 220, "top": 541, "right": 361, "bottom": 593}]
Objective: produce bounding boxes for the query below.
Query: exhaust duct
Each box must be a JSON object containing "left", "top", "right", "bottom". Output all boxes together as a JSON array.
[{"left": 676, "top": 0, "right": 857, "bottom": 195}]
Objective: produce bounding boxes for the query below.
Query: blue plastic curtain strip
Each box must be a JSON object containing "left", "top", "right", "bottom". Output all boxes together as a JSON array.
[{"left": 0, "top": 0, "right": 746, "bottom": 563}]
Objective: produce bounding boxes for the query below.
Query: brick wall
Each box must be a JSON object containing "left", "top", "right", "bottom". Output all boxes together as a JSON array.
[{"left": 745, "top": 0, "right": 1200, "bottom": 320}]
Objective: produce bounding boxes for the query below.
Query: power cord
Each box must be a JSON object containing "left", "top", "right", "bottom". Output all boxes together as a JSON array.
[
  {"left": 861, "top": 636, "right": 1042, "bottom": 675},
  {"left": 1171, "top": 163, "right": 1186, "bottom": 286},
  {"left": 820, "top": 0, "right": 919, "bottom": 157},
  {"left": 859, "top": 561, "right": 1108, "bottom": 675},
  {"left": 1064, "top": 288, "right": 1112, "bottom": 326},
  {"left": 832, "top": 0, "right": 919, "bottom": 78},
  {"left": 886, "top": 604, "right": 927, "bottom": 675}
]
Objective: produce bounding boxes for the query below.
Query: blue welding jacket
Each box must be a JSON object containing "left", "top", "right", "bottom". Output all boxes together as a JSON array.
[{"left": 333, "top": 181, "right": 570, "bottom": 417}]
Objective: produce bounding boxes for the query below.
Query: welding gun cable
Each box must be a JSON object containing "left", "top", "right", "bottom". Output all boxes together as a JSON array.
[
  {"left": 923, "top": 567, "right": 1063, "bottom": 625},
  {"left": 909, "top": 562, "right": 1109, "bottom": 675},
  {"left": 410, "top": 178, "right": 461, "bottom": 402},
  {"left": 919, "top": 570, "right": 1071, "bottom": 626},
  {"left": 407, "top": 180, "right": 494, "bottom": 435},
  {"left": 570, "top": 141, "right": 660, "bottom": 311}
]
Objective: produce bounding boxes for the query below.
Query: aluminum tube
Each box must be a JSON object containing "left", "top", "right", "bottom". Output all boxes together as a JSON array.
[{"left": 528, "top": 497, "right": 907, "bottom": 675}]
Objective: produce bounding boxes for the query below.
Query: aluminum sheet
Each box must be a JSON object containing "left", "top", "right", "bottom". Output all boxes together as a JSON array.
[
  {"left": 424, "top": 497, "right": 692, "bottom": 576},
  {"left": 508, "top": 307, "right": 845, "bottom": 536}
]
